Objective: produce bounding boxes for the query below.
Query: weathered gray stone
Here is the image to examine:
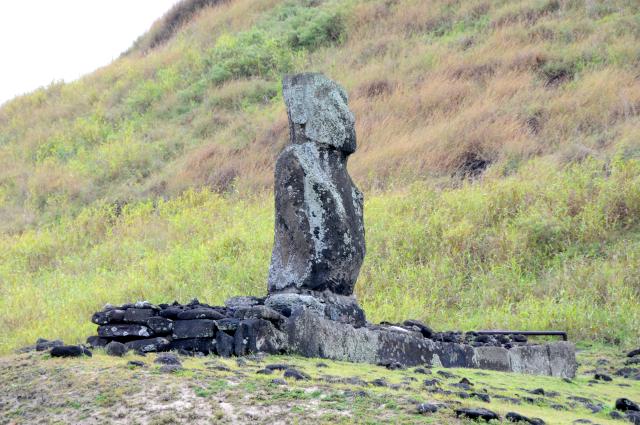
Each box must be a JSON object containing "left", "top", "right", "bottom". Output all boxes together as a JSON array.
[
  {"left": 264, "top": 291, "right": 366, "bottom": 327},
  {"left": 233, "top": 306, "right": 286, "bottom": 324},
  {"left": 473, "top": 346, "right": 511, "bottom": 372},
  {"left": 264, "top": 293, "right": 325, "bottom": 317},
  {"left": 234, "top": 319, "right": 286, "bottom": 356},
  {"left": 284, "top": 310, "right": 576, "bottom": 377},
  {"left": 268, "top": 73, "right": 365, "bottom": 296},
  {"left": 509, "top": 345, "right": 551, "bottom": 375},
  {"left": 548, "top": 341, "right": 579, "bottom": 378},
  {"left": 224, "top": 296, "right": 263, "bottom": 310}
]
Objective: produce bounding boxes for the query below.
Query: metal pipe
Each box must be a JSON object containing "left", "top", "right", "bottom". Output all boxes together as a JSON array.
[{"left": 475, "top": 330, "right": 568, "bottom": 341}]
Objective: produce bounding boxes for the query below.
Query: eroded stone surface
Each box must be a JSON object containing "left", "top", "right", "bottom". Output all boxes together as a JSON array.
[{"left": 268, "top": 73, "right": 365, "bottom": 296}]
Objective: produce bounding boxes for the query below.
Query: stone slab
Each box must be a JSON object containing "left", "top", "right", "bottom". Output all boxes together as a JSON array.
[{"left": 285, "top": 310, "right": 577, "bottom": 377}]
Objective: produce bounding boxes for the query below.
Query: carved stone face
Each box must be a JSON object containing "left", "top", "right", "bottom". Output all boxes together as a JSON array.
[{"left": 283, "top": 73, "right": 356, "bottom": 154}]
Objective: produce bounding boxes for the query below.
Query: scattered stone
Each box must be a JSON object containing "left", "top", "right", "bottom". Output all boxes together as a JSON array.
[
  {"left": 159, "top": 364, "right": 182, "bottom": 373},
  {"left": 283, "top": 369, "right": 309, "bottom": 380},
  {"left": 256, "top": 369, "right": 274, "bottom": 375},
  {"left": 616, "top": 398, "right": 640, "bottom": 412},
  {"left": 615, "top": 368, "right": 640, "bottom": 378},
  {"left": 379, "top": 361, "right": 404, "bottom": 370},
  {"left": 424, "top": 379, "right": 440, "bottom": 387},
  {"left": 271, "top": 378, "right": 287, "bottom": 385},
  {"left": 506, "top": 412, "right": 545, "bottom": 424},
  {"left": 236, "top": 358, "right": 247, "bottom": 367},
  {"left": 455, "top": 407, "right": 500, "bottom": 422},
  {"left": 417, "top": 403, "right": 439, "bottom": 414},
  {"left": 50, "top": 345, "right": 92, "bottom": 358},
  {"left": 265, "top": 364, "right": 290, "bottom": 371},
  {"left": 371, "top": 378, "right": 387, "bottom": 387},
  {"left": 628, "top": 412, "right": 640, "bottom": 425},
  {"left": 610, "top": 411, "right": 623, "bottom": 419},
  {"left": 529, "top": 388, "right": 545, "bottom": 396},
  {"left": 316, "top": 362, "right": 328, "bottom": 368},
  {"left": 594, "top": 373, "right": 612, "bottom": 382},
  {"left": 402, "top": 320, "right": 434, "bottom": 338},
  {"left": 128, "top": 360, "right": 145, "bottom": 367},
  {"left": 627, "top": 349, "right": 640, "bottom": 358},
  {"left": 35, "top": 338, "right": 64, "bottom": 352},
  {"left": 437, "top": 370, "right": 456, "bottom": 379},
  {"left": 105, "top": 341, "right": 127, "bottom": 357},
  {"left": 471, "top": 392, "right": 491, "bottom": 403},
  {"left": 154, "top": 353, "right": 181, "bottom": 366},
  {"left": 125, "top": 337, "right": 171, "bottom": 353},
  {"left": 459, "top": 377, "right": 474, "bottom": 386}
]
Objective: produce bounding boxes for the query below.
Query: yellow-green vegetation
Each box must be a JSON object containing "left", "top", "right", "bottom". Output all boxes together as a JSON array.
[
  {"left": 0, "top": 347, "right": 637, "bottom": 424},
  {"left": 2, "top": 0, "right": 640, "bottom": 353}
]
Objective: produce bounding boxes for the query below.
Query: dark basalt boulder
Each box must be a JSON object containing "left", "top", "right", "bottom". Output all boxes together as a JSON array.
[
  {"left": 172, "top": 319, "right": 215, "bottom": 339},
  {"left": 215, "top": 331, "right": 234, "bottom": 357},
  {"left": 125, "top": 337, "right": 171, "bottom": 353},
  {"left": 267, "top": 73, "right": 365, "bottom": 296},
  {"left": 86, "top": 336, "right": 109, "bottom": 348},
  {"left": 105, "top": 341, "right": 127, "bottom": 357},
  {"left": 506, "top": 412, "right": 546, "bottom": 424},
  {"left": 616, "top": 398, "right": 640, "bottom": 412},
  {"left": 455, "top": 407, "right": 500, "bottom": 421},
  {"left": 35, "top": 338, "right": 64, "bottom": 351},
  {"left": 417, "top": 403, "right": 439, "bottom": 414},
  {"left": 51, "top": 345, "right": 92, "bottom": 358},
  {"left": 169, "top": 338, "right": 216, "bottom": 354},
  {"left": 123, "top": 308, "right": 155, "bottom": 324},
  {"left": 146, "top": 317, "right": 173, "bottom": 335}
]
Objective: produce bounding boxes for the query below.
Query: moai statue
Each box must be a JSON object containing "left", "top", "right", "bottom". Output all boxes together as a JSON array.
[{"left": 265, "top": 73, "right": 366, "bottom": 326}]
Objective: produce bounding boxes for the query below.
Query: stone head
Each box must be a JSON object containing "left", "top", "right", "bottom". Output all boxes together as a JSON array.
[{"left": 282, "top": 73, "right": 356, "bottom": 154}]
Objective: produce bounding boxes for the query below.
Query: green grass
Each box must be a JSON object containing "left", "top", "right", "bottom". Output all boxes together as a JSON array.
[
  {"left": 1, "top": 0, "right": 640, "bottom": 358},
  {"left": 1, "top": 156, "right": 639, "bottom": 353},
  {"left": 2, "top": 348, "right": 637, "bottom": 424}
]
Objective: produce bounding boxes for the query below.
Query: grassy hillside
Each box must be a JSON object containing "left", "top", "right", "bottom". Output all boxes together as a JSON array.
[{"left": 1, "top": 0, "right": 640, "bottom": 353}]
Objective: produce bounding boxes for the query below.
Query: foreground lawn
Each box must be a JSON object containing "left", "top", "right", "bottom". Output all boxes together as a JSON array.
[{"left": 1, "top": 346, "right": 638, "bottom": 424}]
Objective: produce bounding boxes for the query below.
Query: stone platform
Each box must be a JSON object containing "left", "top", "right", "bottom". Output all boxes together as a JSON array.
[{"left": 87, "top": 298, "right": 577, "bottom": 378}]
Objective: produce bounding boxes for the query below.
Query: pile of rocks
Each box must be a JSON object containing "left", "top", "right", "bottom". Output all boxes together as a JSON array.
[{"left": 87, "top": 297, "right": 287, "bottom": 356}]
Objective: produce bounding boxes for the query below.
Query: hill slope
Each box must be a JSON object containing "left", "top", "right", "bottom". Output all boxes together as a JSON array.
[{"left": 1, "top": 0, "right": 640, "bottom": 352}]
